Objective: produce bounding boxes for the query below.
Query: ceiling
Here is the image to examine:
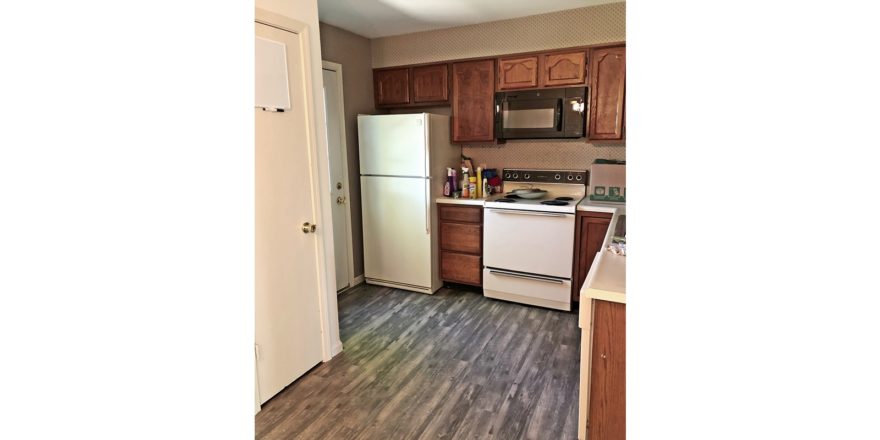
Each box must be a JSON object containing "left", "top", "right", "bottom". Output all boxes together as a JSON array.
[{"left": 317, "top": 0, "right": 622, "bottom": 39}]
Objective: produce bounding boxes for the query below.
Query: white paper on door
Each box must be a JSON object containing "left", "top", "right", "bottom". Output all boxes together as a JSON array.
[{"left": 255, "top": 36, "right": 291, "bottom": 111}]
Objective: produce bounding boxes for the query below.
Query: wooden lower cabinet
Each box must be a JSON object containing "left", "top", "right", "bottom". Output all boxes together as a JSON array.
[
  {"left": 572, "top": 211, "right": 612, "bottom": 302},
  {"left": 438, "top": 204, "right": 483, "bottom": 286},
  {"left": 584, "top": 299, "right": 625, "bottom": 440}
]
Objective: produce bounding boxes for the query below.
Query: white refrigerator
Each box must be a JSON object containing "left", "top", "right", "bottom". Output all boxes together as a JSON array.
[{"left": 358, "top": 113, "right": 459, "bottom": 294}]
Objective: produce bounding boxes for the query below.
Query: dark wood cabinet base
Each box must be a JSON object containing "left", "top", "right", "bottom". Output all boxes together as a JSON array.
[
  {"left": 438, "top": 204, "right": 484, "bottom": 287},
  {"left": 572, "top": 211, "right": 612, "bottom": 302}
]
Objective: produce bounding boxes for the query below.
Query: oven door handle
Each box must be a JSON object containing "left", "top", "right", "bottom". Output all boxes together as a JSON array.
[
  {"left": 487, "top": 208, "right": 569, "bottom": 218},
  {"left": 489, "top": 269, "right": 565, "bottom": 284}
]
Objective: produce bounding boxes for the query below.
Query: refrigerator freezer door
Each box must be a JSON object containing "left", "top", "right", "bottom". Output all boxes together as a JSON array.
[
  {"left": 358, "top": 114, "right": 428, "bottom": 177},
  {"left": 361, "top": 175, "right": 433, "bottom": 292}
]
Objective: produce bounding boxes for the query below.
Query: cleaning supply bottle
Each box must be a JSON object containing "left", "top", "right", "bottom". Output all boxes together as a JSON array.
[
  {"left": 483, "top": 178, "right": 490, "bottom": 197},
  {"left": 461, "top": 168, "right": 469, "bottom": 198},
  {"left": 468, "top": 177, "right": 477, "bottom": 199}
]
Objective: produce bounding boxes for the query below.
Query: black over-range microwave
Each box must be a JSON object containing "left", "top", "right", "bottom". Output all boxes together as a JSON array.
[{"left": 494, "top": 87, "right": 587, "bottom": 140}]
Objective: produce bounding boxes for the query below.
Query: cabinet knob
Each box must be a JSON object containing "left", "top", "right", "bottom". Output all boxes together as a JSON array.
[
  {"left": 302, "top": 222, "right": 317, "bottom": 233},
  {"left": 601, "top": 353, "right": 607, "bottom": 359}
]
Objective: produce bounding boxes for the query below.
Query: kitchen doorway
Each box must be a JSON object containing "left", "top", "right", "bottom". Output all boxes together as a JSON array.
[{"left": 322, "top": 61, "right": 355, "bottom": 292}]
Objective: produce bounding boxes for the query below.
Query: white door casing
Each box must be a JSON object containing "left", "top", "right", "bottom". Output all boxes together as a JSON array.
[
  {"left": 254, "top": 16, "right": 326, "bottom": 405},
  {"left": 321, "top": 62, "right": 355, "bottom": 292}
]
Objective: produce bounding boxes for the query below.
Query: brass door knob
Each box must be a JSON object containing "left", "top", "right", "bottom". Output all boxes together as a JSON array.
[
  {"left": 302, "top": 222, "right": 317, "bottom": 233},
  {"left": 336, "top": 196, "right": 346, "bottom": 205}
]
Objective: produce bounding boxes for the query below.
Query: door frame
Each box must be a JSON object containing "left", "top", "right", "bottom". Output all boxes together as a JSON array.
[
  {"left": 321, "top": 61, "right": 356, "bottom": 291},
  {"left": 255, "top": 8, "right": 343, "bottom": 364}
]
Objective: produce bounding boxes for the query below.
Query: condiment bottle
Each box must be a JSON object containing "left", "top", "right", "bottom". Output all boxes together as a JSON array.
[{"left": 468, "top": 177, "right": 477, "bottom": 199}]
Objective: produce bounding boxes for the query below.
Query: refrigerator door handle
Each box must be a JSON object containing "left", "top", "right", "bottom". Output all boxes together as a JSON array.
[{"left": 425, "top": 177, "right": 431, "bottom": 235}]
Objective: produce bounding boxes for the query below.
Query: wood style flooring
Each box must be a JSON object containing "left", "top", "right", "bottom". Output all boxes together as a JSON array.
[{"left": 255, "top": 284, "right": 582, "bottom": 439}]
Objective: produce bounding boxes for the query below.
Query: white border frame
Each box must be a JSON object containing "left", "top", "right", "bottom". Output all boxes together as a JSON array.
[
  {"left": 255, "top": 8, "right": 342, "bottom": 362},
  {"left": 321, "top": 61, "right": 357, "bottom": 291}
]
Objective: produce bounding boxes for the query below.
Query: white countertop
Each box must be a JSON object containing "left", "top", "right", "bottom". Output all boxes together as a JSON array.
[
  {"left": 436, "top": 197, "right": 486, "bottom": 206},
  {"left": 577, "top": 198, "right": 626, "bottom": 215}
]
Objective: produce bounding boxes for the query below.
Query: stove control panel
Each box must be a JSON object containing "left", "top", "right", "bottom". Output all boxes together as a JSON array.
[{"left": 502, "top": 169, "right": 588, "bottom": 184}]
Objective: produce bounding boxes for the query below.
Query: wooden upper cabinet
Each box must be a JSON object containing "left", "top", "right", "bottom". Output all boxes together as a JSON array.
[
  {"left": 589, "top": 46, "right": 626, "bottom": 140},
  {"left": 411, "top": 64, "right": 449, "bottom": 103},
  {"left": 542, "top": 50, "right": 587, "bottom": 87},
  {"left": 497, "top": 55, "right": 539, "bottom": 90},
  {"left": 374, "top": 67, "right": 410, "bottom": 106},
  {"left": 452, "top": 59, "right": 495, "bottom": 143},
  {"left": 412, "top": 63, "right": 449, "bottom": 102}
]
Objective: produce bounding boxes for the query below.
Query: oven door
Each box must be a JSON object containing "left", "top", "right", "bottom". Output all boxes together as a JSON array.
[{"left": 483, "top": 207, "right": 575, "bottom": 278}]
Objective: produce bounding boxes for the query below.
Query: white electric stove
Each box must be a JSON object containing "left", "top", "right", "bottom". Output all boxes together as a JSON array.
[{"left": 482, "top": 169, "right": 588, "bottom": 311}]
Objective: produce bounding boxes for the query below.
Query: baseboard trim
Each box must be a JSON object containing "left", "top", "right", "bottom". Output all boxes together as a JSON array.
[
  {"left": 330, "top": 339, "right": 343, "bottom": 357},
  {"left": 352, "top": 274, "right": 364, "bottom": 286}
]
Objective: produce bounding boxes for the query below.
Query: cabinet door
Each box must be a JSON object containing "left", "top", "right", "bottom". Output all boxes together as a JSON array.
[
  {"left": 374, "top": 67, "right": 410, "bottom": 106},
  {"left": 572, "top": 212, "right": 611, "bottom": 302},
  {"left": 497, "top": 55, "right": 539, "bottom": 90},
  {"left": 412, "top": 64, "right": 449, "bottom": 103},
  {"left": 588, "top": 46, "right": 626, "bottom": 140},
  {"left": 588, "top": 300, "right": 626, "bottom": 440},
  {"left": 452, "top": 59, "right": 495, "bottom": 142},
  {"left": 542, "top": 51, "right": 587, "bottom": 87}
]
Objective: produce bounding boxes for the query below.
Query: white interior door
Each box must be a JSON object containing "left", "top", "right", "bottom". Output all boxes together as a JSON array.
[
  {"left": 322, "top": 64, "right": 353, "bottom": 292},
  {"left": 255, "top": 21, "right": 324, "bottom": 405}
]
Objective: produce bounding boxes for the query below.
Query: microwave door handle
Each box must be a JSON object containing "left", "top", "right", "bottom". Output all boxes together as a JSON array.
[{"left": 555, "top": 100, "right": 562, "bottom": 130}]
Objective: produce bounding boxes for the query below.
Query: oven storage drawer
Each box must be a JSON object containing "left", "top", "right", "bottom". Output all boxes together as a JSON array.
[
  {"left": 483, "top": 208, "right": 575, "bottom": 279},
  {"left": 483, "top": 268, "right": 571, "bottom": 310}
]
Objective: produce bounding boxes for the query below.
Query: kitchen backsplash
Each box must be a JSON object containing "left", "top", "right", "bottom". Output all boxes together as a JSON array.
[
  {"left": 462, "top": 140, "right": 625, "bottom": 173},
  {"left": 371, "top": 2, "right": 626, "bottom": 68},
  {"left": 387, "top": 106, "right": 625, "bottom": 172}
]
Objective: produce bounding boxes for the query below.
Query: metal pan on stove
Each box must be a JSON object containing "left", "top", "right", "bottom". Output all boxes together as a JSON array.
[{"left": 506, "top": 188, "right": 547, "bottom": 199}]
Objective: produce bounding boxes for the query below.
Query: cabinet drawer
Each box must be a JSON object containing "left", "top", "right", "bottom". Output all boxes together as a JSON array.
[
  {"left": 438, "top": 205, "right": 482, "bottom": 223},
  {"left": 440, "top": 251, "right": 482, "bottom": 286},
  {"left": 440, "top": 222, "right": 482, "bottom": 254}
]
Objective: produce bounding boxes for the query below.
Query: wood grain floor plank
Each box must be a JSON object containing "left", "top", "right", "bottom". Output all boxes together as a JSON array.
[{"left": 255, "top": 284, "right": 582, "bottom": 440}]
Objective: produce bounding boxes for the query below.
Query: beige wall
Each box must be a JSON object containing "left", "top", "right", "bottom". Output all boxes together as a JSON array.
[
  {"left": 374, "top": 3, "right": 626, "bottom": 173},
  {"left": 319, "top": 22, "right": 374, "bottom": 278}
]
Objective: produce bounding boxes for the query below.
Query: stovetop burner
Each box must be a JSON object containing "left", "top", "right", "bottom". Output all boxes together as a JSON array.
[
  {"left": 496, "top": 198, "right": 517, "bottom": 203},
  {"left": 540, "top": 200, "right": 570, "bottom": 206},
  {"left": 555, "top": 197, "right": 574, "bottom": 201}
]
